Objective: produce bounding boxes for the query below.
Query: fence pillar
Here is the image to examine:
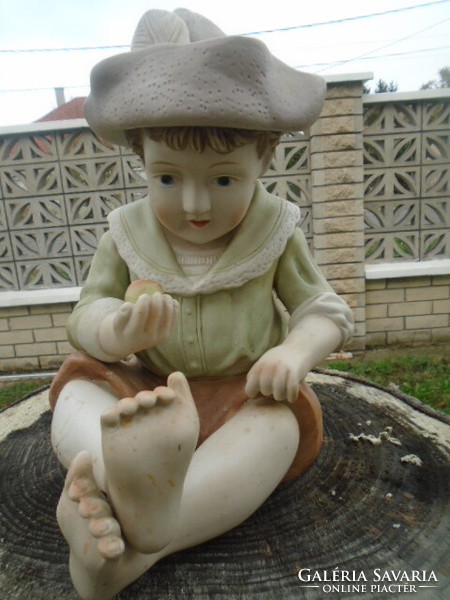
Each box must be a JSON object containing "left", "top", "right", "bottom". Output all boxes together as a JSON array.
[{"left": 309, "top": 75, "right": 370, "bottom": 351}]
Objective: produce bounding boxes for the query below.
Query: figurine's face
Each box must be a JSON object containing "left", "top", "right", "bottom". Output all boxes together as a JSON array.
[{"left": 143, "top": 137, "right": 265, "bottom": 247}]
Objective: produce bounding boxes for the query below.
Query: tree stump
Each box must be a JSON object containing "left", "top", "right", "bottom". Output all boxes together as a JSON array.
[{"left": 1, "top": 370, "right": 449, "bottom": 600}]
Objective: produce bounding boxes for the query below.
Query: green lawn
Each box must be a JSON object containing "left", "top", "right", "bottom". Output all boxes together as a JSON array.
[
  {"left": 326, "top": 348, "right": 449, "bottom": 415},
  {"left": 0, "top": 378, "right": 52, "bottom": 411}
]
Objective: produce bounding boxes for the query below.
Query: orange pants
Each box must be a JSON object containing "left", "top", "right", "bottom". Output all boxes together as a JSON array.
[{"left": 49, "top": 352, "right": 323, "bottom": 482}]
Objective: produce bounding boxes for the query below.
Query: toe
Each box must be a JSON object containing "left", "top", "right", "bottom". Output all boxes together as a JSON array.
[
  {"left": 79, "top": 494, "right": 111, "bottom": 519},
  {"left": 167, "top": 371, "right": 193, "bottom": 400},
  {"left": 153, "top": 386, "right": 177, "bottom": 404},
  {"left": 101, "top": 408, "right": 120, "bottom": 428},
  {"left": 97, "top": 536, "right": 125, "bottom": 560},
  {"left": 89, "top": 516, "right": 120, "bottom": 538},
  {"left": 135, "top": 390, "right": 157, "bottom": 408},
  {"left": 118, "top": 397, "right": 139, "bottom": 416},
  {"left": 65, "top": 451, "right": 97, "bottom": 498}
]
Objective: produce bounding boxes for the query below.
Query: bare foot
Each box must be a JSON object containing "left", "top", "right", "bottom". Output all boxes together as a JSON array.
[
  {"left": 100, "top": 372, "right": 200, "bottom": 553},
  {"left": 57, "top": 451, "right": 126, "bottom": 600}
]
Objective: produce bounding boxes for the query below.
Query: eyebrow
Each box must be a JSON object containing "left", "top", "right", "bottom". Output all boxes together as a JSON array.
[
  {"left": 150, "top": 161, "right": 177, "bottom": 167},
  {"left": 150, "top": 160, "right": 242, "bottom": 169},
  {"left": 210, "top": 161, "right": 240, "bottom": 167}
]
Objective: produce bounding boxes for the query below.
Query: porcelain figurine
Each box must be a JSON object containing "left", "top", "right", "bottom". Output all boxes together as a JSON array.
[{"left": 49, "top": 9, "right": 354, "bottom": 599}]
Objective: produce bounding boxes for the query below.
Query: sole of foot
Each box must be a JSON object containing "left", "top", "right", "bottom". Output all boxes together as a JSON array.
[{"left": 101, "top": 372, "right": 200, "bottom": 553}]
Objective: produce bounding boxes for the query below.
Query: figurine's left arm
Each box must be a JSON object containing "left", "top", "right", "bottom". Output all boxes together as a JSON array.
[
  {"left": 245, "top": 229, "right": 354, "bottom": 403},
  {"left": 246, "top": 307, "right": 347, "bottom": 403}
]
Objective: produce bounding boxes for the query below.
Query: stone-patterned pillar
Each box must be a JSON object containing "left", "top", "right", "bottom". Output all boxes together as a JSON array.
[{"left": 310, "top": 74, "right": 370, "bottom": 351}]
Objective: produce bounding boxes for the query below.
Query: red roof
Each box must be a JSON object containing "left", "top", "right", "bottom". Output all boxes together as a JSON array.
[{"left": 37, "top": 97, "right": 86, "bottom": 122}]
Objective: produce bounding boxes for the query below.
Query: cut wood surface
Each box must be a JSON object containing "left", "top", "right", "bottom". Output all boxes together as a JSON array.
[{"left": 0, "top": 370, "right": 449, "bottom": 600}]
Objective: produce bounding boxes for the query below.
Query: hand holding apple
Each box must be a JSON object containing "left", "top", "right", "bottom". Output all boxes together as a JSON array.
[
  {"left": 97, "top": 280, "right": 178, "bottom": 360},
  {"left": 124, "top": 280, "right": 164, "bottom": 303}
]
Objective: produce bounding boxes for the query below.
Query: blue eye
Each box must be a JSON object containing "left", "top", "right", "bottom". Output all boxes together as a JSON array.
[
  {"left": 158, "top": 174, "right": 175, "bottom": 186},
  {"left": 215, "top": 176, "right": 233, "bottom": 187}
]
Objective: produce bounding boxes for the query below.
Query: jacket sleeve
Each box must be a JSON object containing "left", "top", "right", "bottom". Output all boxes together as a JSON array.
[
  {"left": 66, "top": 231, "right": 130, "bottom": 356},
  {"left": 274, "top": 228, "right": 354, "bottom": 347}
]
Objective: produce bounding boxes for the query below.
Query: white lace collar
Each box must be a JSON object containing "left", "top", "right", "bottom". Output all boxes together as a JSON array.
[{"left": 108, "top": 181, "right": 300, "bottom": 295}]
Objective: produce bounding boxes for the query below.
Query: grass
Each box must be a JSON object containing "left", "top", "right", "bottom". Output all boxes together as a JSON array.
[
  {"left": 0, "top": 345, "right": 449, "bottom": 414},
  {"left": 325, "top": 345, "right": 450, "bottom": 415},
  {"left": 0, "top": 378, "right": 53, "bottom": 411}
]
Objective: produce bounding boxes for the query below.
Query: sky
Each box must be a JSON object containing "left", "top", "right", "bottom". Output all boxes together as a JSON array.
[{"left": 0, "top": 0, "right": 449, "bottom": 127}]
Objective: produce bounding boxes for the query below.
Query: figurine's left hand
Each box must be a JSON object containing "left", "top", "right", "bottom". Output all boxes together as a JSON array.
[{"left": 245, "top": 345, "right": 307, "bottom": 404}]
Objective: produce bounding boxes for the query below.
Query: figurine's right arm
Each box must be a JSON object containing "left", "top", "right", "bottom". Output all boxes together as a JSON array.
[
  {"left": 67, "top": 232, "right": 178, "bottom": 362},
  {"left": 67, "top": 232, "right": 129, "bottom": 360}
]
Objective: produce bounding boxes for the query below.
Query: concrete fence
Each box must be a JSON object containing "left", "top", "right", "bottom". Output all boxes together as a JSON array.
[{"left": 0, "top": 74, "right": 449, "bottom": 371}]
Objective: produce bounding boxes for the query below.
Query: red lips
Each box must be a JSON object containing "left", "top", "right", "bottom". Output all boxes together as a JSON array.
[{"left": 189, "top": 220, "right": 210, "bottom": 228}]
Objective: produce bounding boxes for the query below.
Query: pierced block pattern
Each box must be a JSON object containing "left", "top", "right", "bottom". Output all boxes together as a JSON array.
[
  {"left": 5, "top": 197, "right": 66, "bottom": 228},
  {"left": 263, "top": 134, "right": 312, "bottom": 243},
  {"left": 0, "top": 264, "right": 18, "bottom": 289},
  {"left": 422, "top": 101, "right": 450, "bottom": 131},
  {"left": 262, "top": 135, "right": 312, "bottom": 242},
  {"left": 364, "top": 102, "right": 421, "bottom": 133},
  {"left": 0, "top": 133, "right": 58, "bottom": 164},
  {"left": 269, "top": 136, "right": 309, "bottom": 175},
  {"left": 0, "top": 164, "right": 62, "bottom": 198},
  {"left": 75, "top": 256, "right": 95, "bottom": 284},
  {"left": 121, "top": 155, "right": 148, "bottom": 188},
  {"left": 57, "top": 130, "right": 117, "bottom": 158},
  {"left": 0, "top": 201, "right": 7, "bottom": 230},
  {"left": 61, "top": 158, "right": 124, "bottom": 192},
  {"left": 11, "top": 227, "right": 71, "bottom": 259},
  {"left": 70, "top": 224, "right": 110, "bottom": 255},
  {"left": 65, "top": 192, "right": 126, "bottom": 224},
  {"left": 0, "top": 128, "right": 141, "bottom": 290},
  {"left": 17, "top": 259, "right": 76, "bottom": 289},
  {"left": 363, "top": 99, "right": 450, "bottom": 262},
  {"left": 0, "top": 233, "right": 13, "bottom": 261}
]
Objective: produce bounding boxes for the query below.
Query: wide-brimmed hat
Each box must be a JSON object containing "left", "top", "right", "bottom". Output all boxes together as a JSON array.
[{"left": 84, "top": 8, "right": 326, "bottom": 147}]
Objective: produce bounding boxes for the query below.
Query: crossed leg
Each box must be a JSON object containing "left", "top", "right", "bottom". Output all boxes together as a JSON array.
[
  {"left": 56, "top": 451, "right": 128, "bottom": 600},
  {"left": 53, "top": 375, "right": 300, "bottom": 600}
]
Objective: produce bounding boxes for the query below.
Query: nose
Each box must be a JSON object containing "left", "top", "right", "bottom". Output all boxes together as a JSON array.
[{"left": 182, "top": 182, "right": 211, "bottom": 217}]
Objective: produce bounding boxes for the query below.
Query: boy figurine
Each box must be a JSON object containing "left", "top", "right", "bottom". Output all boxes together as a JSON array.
[{"left": 50, "top": 8, "right": 353, "bottom": 600}]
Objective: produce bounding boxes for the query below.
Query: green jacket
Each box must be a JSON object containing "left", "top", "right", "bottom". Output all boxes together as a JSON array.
[{"left": 68, "top": 182, "right": 353, "bottom": 377}]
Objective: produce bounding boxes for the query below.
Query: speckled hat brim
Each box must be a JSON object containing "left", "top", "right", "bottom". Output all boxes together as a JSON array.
[{"left": 85, "top": 31, "right": 326, "bottom": 146}]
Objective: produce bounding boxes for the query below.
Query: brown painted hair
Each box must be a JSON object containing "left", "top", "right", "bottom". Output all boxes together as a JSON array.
[{"left": 126, "top": 126, "right": 281, "bottom": 169}]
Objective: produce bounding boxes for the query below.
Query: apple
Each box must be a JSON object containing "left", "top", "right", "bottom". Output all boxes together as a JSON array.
[{"left": 124, "top": 279, "right": 164, "bottom": 303}]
